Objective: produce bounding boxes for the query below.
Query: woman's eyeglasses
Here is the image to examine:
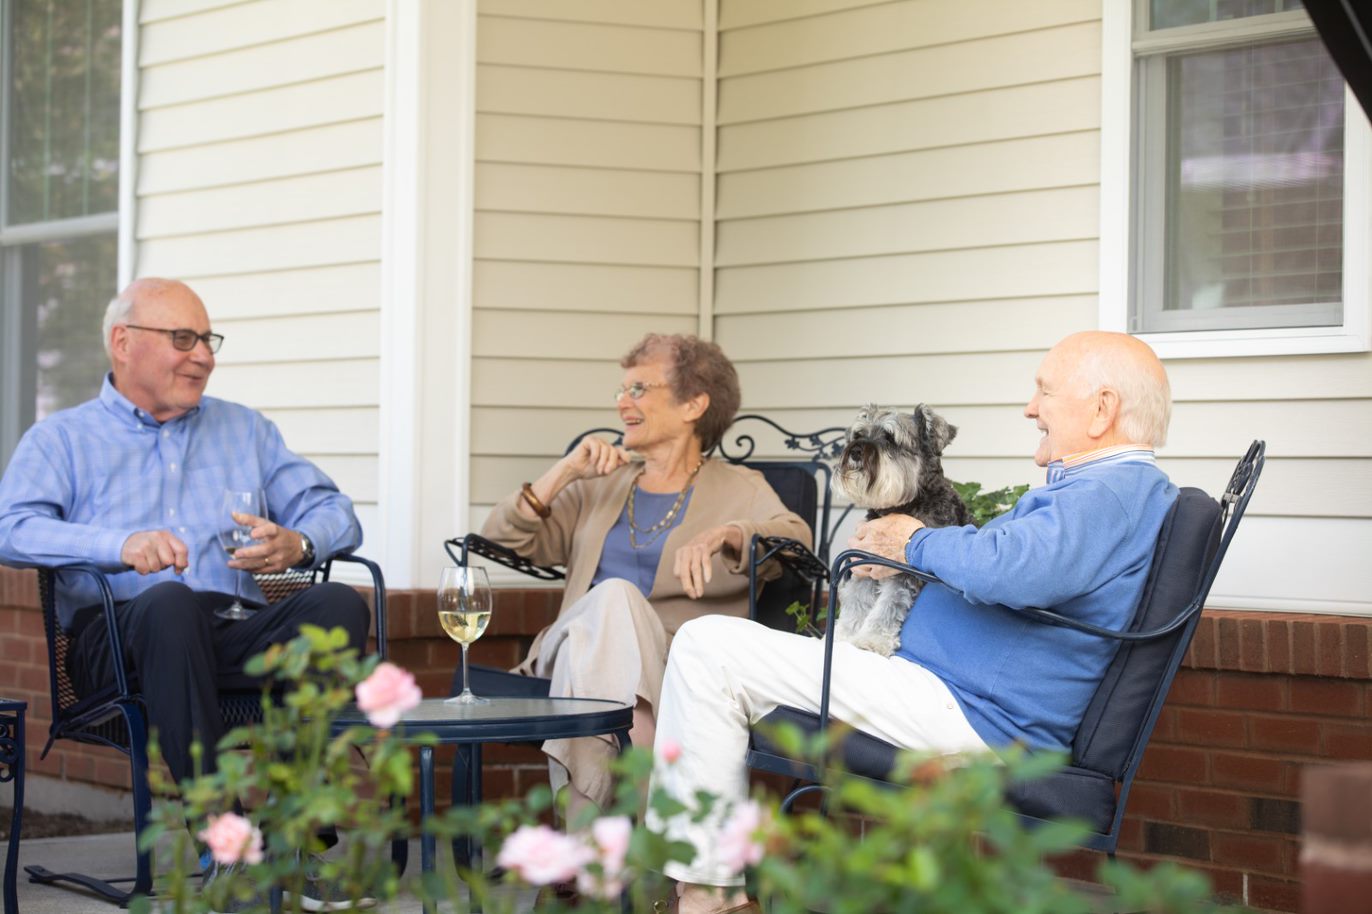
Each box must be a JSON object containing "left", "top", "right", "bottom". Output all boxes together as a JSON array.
[
  {"left": 124, "top": 324, "right": 225, "bottom": 353},
  {"left": 614, "top": 381, "right": 668, "bottom": 401}
]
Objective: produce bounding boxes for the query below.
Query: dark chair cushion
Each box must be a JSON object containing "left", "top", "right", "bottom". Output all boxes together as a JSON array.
[
  {"left": 451, "top": 663, "right": 551, "bottom": 699},
  {"left": 1071, "top": 488, "right": 1220, "bottom": 777},
  {"left": 751, "top": 705, "right": 1118, "bottom": 834}
]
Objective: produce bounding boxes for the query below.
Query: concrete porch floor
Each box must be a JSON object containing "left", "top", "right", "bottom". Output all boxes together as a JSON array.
[{"left": 8, "top": 830, "right": 535, "bottom": 914}]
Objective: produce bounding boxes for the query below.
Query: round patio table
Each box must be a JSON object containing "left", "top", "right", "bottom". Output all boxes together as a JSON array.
[{"left": 332, "top": 696, "right": 633, "bottom": 913}]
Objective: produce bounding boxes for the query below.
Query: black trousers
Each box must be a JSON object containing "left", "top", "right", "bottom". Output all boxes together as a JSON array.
[{"left": 68, "top": 580, "right": 370, "bottom": 783}]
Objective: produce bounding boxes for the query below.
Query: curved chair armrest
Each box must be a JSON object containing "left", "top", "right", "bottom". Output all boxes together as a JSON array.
[
  {"left": 443, "top": 534, "right": 566, "bottom": 582},
  {"left": 752, "top": 535, "right": 830, "bottom": 582},
  {"left": 327, "top": 553, "right": 389, "bottom": 660},
  {"left": 44, "top": 563, "right": 133, "bottom": 699}
]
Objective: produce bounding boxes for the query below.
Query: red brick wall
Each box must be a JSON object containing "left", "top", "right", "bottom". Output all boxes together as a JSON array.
[{"left": 5, "top": 569, "right": 1369, "bottom": 912}]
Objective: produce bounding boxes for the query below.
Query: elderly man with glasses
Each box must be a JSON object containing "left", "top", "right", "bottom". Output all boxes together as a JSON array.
[{"left": 0, "top": 277, "right": 370, "bottom": 790}]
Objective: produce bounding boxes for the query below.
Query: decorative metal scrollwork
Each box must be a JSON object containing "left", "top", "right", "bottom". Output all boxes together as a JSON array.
[{"left": 713, "top": 415, "right": 845, "bottom": 465}]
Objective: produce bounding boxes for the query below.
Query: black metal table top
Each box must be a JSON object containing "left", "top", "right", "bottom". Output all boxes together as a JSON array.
[
  {"left": 332, "top": 696, "right": 633, "bottom": 744},
  {"left": 0, "top": 699, "right": 24, "bottom": 711}
]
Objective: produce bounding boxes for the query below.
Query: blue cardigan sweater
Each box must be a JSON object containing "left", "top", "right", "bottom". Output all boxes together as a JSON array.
[{"left": 899, "top": 460, "right": 1178, "bottom": 752}]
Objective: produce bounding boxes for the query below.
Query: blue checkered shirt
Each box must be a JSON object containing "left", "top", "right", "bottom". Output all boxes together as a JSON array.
[{"left": 0, "top": 375, "right": 362, "bottom": 627}]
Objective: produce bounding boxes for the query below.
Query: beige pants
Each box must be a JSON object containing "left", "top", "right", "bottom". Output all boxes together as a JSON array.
[
  {"left": 521, "top": 578, "right": 669, "bottom": 808},
  {"left": 650, "top": 615, "right": 990, "bottom": 886}
]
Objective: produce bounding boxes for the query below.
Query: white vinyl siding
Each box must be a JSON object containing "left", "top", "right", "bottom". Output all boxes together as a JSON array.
[
  {"left": 713, "top": 0, "right": 1103, "bottom": 531},
  {"left": 713, "top": 0, "right": 1372, "bottom": 614},
  {"left": 468, "top": 0, "right": 705, "bottom": 532},
  {"left": 134, "top": 0, "right": 385, "bottom": 539}
]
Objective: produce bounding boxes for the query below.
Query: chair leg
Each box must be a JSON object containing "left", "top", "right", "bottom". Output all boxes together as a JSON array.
[{"left": 24, "top": 703, "right": 155, "bottom": 906}]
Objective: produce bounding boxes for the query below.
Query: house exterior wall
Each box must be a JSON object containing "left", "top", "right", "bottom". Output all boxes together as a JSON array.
[
  {"left": 467, "top": 0, "right": 707, "bottom": 535},
  {"left": 133, "top": 0, "right": 387, "bottom": 540},
  {"left": 711, "top": 0, "right": 1372, "bottom": 615}
]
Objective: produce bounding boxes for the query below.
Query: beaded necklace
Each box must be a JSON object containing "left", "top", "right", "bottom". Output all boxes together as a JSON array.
[{"left": 626, "top": 459, "right": 704, "bottom": 549}]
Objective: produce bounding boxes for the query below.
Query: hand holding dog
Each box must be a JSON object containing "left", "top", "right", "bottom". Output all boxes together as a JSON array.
[
  {"left": 674, "top": 523, "right": 743, "bottom": 598},
  {"left": 848, "top": 515, "right": 925, "bottom": 579}
]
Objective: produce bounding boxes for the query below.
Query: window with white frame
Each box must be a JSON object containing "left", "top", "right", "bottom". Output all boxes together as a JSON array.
[
  {"left": 1106, "top": 0, "right": 1371, "bottom": 356},
  {"left": 0, "top": 0, "right": 121, "bottom": 466}
]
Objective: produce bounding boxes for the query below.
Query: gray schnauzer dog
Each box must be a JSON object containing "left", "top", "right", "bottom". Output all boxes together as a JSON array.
[{"left": 831, "top": 403, "right": 970, "bottom": 656}]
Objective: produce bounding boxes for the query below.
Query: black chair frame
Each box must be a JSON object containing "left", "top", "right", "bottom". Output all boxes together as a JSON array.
[
  {"left": 746, "top": 440, "right": 1265, "bottom": 859},
  {"left": 24, "top": 554, "right": 387, "bottom": 906}
]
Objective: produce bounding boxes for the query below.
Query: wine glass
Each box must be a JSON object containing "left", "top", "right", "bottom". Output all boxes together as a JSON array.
[
  {"left": 439, "top": 566, "right": 493, "bottom": 705},
  {"left": 217, "top": 489, "right": 265, "bottom": 621}
]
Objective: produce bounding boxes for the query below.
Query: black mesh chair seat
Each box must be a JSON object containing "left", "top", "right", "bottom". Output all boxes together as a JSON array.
[{"left": 746, "top": 442, "right": 1264, "bottom": 857}]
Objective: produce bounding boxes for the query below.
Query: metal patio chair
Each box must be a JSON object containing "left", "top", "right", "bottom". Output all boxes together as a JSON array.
[
  {"left": 746, "top": 440, "right": 1265, "bottom": 859},
  {"left": 22, "top": 554, "right": 386, "bottom": 906}
]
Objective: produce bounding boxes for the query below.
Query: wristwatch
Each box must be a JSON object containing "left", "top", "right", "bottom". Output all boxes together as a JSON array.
[{"left": 296, "top": 532, "right": 316, "bottom": 568}]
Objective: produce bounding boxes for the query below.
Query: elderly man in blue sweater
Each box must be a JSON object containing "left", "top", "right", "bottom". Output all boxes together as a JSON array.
[{"left": 652, "top": 331, "right": 1177, "bottom": 914}]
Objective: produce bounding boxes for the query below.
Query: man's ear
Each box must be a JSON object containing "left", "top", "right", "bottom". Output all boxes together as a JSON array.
[{"left": 1089, "top": 387, "right": 1121, "bottom": 439}]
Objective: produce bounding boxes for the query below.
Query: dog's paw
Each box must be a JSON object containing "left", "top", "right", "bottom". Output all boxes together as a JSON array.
[{"left": 847, "top": 632, "right": 899, "bottom": 657}]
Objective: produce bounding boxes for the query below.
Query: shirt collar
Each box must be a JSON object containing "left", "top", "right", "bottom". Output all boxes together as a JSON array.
[
  {"left": 1045, "top": 444, "right": 1156, "bottom": 484},
  {"left": 98, "top": 372, "right": 201, "bottom": 429}
]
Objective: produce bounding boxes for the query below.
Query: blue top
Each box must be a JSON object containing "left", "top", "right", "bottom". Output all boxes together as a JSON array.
[
  {"left": 898, "top": 455, "right": 1177, "bottom": 752},
  {"left": 0, "top": 375, "right": 362, "bottom": 626},
  {"left": 592, "top": 488, "right": 694, "bottom": 596}
]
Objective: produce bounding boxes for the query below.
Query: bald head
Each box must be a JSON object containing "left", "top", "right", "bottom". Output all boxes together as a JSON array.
[
  {"left": 1025, "top": 331, "right": 1171, "bottom": 467},
  {"left": 103, "top": 278, "right": 207, "bottom": 359},
  {"left": 1055, "top": 331, "right": 1171, "bottom": 448}
]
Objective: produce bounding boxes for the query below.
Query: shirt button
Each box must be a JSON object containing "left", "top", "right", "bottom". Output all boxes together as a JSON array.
[
  {"left": 162, "top": 430, "right": 171, "bottom": 438},
  {"left": 168, "top": 508, "right": 176, "bottom": 516},
  {"left": 179, "top": 526, "right": 187, "bottom": 533},
  {"left": 169, "top": 463, "right": 177, "bottom": 472}
]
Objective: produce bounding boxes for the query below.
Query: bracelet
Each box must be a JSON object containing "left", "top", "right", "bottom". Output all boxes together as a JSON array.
[{"left": 521, "top": 482, "right": 552, "bottom": 519}]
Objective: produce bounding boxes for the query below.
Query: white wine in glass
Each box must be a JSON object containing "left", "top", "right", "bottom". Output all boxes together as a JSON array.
[
  {"left": 217, "top": 489, "right": 265, "bottom": 621},
  {"left": 439, "top": 565, "right": 493, "bottom": 705}
]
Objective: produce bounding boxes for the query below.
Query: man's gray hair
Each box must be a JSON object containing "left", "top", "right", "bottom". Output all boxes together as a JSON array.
[
  {"left": 102, "top": 289, "right": 136, "bottom": 359},
  {"left": 1071, "top": 348, "right": 1172, "bottom": 448}
]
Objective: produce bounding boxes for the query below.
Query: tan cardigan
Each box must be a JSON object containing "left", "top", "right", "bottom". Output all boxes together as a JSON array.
[{"left": 481, "top": 458, "right": 812, "bottom": 637}]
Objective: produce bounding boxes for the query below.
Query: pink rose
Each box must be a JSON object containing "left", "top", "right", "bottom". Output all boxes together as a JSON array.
[
  {"left": 716, "top": 800, "right": 766, "bottom": 875},
  {"left": 657, "top": 738, "right": 682, "bottom": 765},
  {"left": 355, "top": 662, "right": 422, "bottom": 728},
  {"left": 198, "top": 812, "right": 264, "bottom": 866},
  {"left": 497, "top": 825, "right": 594, "bottom": 886},
  {"left": 577, "top": 816, "right": 632, "bottom": 899}
]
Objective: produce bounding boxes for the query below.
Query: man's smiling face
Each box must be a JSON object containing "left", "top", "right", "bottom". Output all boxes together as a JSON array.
[
  {"left": 1023, "top": 340, "right": 1099, "bottom": 468},
  {"left": 109, "top": 281, "right": 215, "bottom": 422}
]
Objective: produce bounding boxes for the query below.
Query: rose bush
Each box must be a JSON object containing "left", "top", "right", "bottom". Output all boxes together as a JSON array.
[{"left": 131, "top": 629, "right": 1237, "bottom": 914}]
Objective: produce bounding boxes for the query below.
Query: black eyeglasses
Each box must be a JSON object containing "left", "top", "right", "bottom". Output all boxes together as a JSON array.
[{"left": 124, "top": 324, "right": 224, "bottom": 354}]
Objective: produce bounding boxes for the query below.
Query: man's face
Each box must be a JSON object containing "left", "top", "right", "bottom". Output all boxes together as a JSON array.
[
  {"left": 109, "top": 285, "right": 215, "bottom": 422},
  {"left": 1023, "top": 343, "right": 1098, "bottom": 467}
]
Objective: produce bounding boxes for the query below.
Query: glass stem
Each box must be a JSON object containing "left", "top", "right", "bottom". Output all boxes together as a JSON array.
[{"left": 461, "top": 643, "right": 471, "bottom": 696}]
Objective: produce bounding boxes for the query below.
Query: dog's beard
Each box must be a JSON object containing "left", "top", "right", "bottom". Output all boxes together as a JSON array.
[{"left": 833, "top": 447, "right": 924, "bottom": 510}]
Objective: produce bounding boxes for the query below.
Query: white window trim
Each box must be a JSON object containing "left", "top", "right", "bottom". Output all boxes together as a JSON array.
[
  {"left": 117, "top": 0, "right": 138, "bottom": 288},
  {"left": 1099, "top": 4, "right": 1372, "bottom": 359}
]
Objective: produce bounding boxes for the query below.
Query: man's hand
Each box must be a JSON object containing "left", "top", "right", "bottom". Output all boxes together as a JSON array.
[
  {"left": 673, "top": 524, "right": 744, "bottom": 599},
  {"left": 121, "top": 530, "right": 190, "bottom": 575},
  {"left": 227, "top": 513, "right": 306, "bottom": 574},
  {"left": 847, "top": 515, "right": 925, "bottom": 579}
]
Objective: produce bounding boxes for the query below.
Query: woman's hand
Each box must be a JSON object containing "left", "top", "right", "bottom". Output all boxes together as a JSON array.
[
  {"left": 673, "top": 524, "right": 744, "bottom": 599},
  {"left": 847, "top": 515, "right": 925, "bottom": 579},
  {"left": 558, "top": 436, "right": 633, "bottom": 482}
]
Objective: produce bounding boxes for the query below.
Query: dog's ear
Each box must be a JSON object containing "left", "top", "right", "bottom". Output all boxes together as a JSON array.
[{"left": 914, "top": 404, "right": 957, "bottom": 455}]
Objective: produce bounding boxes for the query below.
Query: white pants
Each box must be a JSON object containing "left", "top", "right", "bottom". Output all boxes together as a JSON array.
[{"left": 650, "top": 615, "right": 990, "bottom": 886}]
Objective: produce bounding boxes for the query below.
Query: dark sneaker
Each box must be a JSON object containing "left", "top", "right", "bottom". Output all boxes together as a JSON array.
[
  {"left": 202, "top": 862, "right": 267, "bottom": 914},
  {"left": 282, "top": 854, "right": 377, "bottom": 912}
]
